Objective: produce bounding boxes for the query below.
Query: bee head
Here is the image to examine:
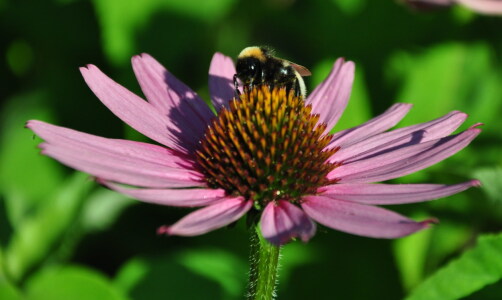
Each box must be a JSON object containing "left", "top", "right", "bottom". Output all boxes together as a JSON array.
[{"left": 236, "top": 57, "right": 262, "bottom": 84}]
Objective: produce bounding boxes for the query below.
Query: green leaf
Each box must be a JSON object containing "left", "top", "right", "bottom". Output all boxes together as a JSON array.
[
  {"left": 0, "top": 279, "right": 22, "bottom": 300},
  {"left": 115, "top": 249, "right": 246, "bottom": 300},
  {"left": 79, "top": 188, "right": 135, "bottom": 233},
  {"left": 25, "top": 265, "right": 128, "bottom": 300},
  {"left": 91, "top": 0, "right": 237, "bottom": 65},
  {"left": 426, "top": 222, "right": 471, "bottom": 272},
  {"left": 473, "top": 167, "right": 502, "bottom": 204},
  {"left": 4, "top": 173, "right": 92, "bottom": 282},
  {"left": 394, "top": 217, "right": 471, "bottom": 291},
  {"left": 279, "top": 242, "right": 320, "bottom": 285},
  {"left": 393, "top": 213, "right": 434, "bottom": 290},
  {"left": 0, "top": 90, "right": 63, "bottom": 227},
  {"left": 178, "top": 248, "right": 247, "bottom": 298},
  {"left": 387, "top": 43, "right": 502, "bottom": 132},
  {"left": 52, "top": 187, "right": 135, "bottom": 263},
  {"left": 405, "top": 232, "right": 502, "bottom": 300}
]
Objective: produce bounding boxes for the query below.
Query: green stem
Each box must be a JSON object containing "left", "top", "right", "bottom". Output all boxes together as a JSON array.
[{"left": 246, "top": 225, "right": 281, "bottom": 300}]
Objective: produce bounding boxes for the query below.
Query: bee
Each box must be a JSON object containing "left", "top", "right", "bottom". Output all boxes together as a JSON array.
[{"left": 234, "top": 46, "right": 311, "bottom": 98}]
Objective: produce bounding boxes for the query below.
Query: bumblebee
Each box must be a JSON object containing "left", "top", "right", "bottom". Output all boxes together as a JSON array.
[{"left": 234, "top": 46, "right": 311, "bottom": 98}]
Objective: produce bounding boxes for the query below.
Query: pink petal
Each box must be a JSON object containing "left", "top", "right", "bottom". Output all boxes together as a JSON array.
[
  {"left": 162, "top": 197, "right": 252, "bottom": 236},
  {"left": 27, "top": 120, "right": 197, "bottom": 169},
  {"left": 330, "top": 110, "right": 467, "bottom": 163},
  {"left": 301, "top": 195, "right": 435, "bottom": 238},
  {"left": 209, "top": 52, "right": 236, "bottom": 111},
  {"left": 100, "top": 181, "right": 227, "bottom": 207},
  {"left": 80, "top": 64, "right": 195, "bottom": 153},
  {"left": 39, "top": 143, "right": 205, "bottom": 188},
  {"left": 260, "top": 200, "right": 316, "bottom": 245},
  {"left": 330, "top": 127, "right": 481, "bottom": 183},
  {"left": 457, "top": 0, "right": 502, "bottom": 15},
  {"left": 306, "top": 58, "right": 355, "bottom": 133},
  {"left": 318, "top": 180, "right": 480, "bottom": 205},
  {"left": 329, "top": 103, "right": 413, "bottom": 148},
  {"left": 131, "top": 54, "right": 214, "bottom": 148}
]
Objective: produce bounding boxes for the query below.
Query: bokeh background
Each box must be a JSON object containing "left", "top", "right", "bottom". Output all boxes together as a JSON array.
[{"left": 1, "top": 0, "right": 502, "bottom": 299}]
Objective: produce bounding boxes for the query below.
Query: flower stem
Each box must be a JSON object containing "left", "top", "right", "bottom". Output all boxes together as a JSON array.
[{"left": 246, "top": 225, "right": 281, "bottom": 300}]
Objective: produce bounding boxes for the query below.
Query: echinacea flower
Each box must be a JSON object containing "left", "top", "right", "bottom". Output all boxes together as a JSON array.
[{"left": 27, "top": 52, "right": 481, "bottom": 246}]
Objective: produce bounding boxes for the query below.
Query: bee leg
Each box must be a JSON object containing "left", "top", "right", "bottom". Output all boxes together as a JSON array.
[{"left": 233, "top": 74, "right": 241, "bottom": 98}]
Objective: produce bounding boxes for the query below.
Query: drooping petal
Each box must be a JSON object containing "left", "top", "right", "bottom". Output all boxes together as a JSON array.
[
  {"left": 306, "top": 58, "right": 355, "bottom": 133},
  {"left": 328, "top": 103, "right": 413, "bottom": 148},
  {"left": 162, "top": 197, "right": 252, "bottom": 236},
  {"left": 100, "top": 181, "right": 227, "bottom": 207},
  {"left": 260, "top": 200, "right": 316, "bottom": 245},
  {"left": 318, "top": 180, "right": 480, "bottom": 205},
  {"left": 131, "top": 54, "right": 215, "bottom": 151},
  {"left": 39, "top": 143, "right": 205, "bottom": 188},
  {"left": 209, "top": 52, "right": 236, "bottom": 111},
  {"left": 80, "top": 64, "right": 196, "bottom": 153},
  {"left": 330, "top": 110, "right": 468, "bottom": 163},
  {"left": 301, "top": 195, "right": 436, "bottom": 238},
  {"left": 330, "top": 127, "right": 481, "bottom": 183},
  {"left": 27, "top": 120, "right": 197, "bottom": 169}
]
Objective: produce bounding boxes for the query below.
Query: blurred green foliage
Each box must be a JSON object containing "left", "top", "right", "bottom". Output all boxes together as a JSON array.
[{"left": 1, "top": 0, "right": 501, "bottom": 299}]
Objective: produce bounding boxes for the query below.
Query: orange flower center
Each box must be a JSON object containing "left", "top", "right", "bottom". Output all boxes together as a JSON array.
[{"left": 195, "top": 86, "right": 339, "bottom": 209}]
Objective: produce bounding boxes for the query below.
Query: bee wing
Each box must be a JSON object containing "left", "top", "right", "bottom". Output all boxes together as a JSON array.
[{"left": 289, "top": 62, "right": 312, "bottom": 77}]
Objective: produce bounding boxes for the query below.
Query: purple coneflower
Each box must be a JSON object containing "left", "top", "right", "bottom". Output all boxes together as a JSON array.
[{"left": 27, "top": 53, "right": 480, "bottom": 246}]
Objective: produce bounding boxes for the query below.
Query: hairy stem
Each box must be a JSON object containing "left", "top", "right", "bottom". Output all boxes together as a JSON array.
[{"left": 246, "top": 225, "right": 281, "bottom": 300}]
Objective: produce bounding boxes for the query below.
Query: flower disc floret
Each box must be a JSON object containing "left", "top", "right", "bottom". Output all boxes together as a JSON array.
[{"left": 195, "top": 86, "right": 339, "bottom": 208}]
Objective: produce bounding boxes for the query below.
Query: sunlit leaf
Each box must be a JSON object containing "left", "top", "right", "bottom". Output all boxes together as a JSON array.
[
  {"left": 387, "top": 43, "right": 502, "bottom": 133},
  {"left": 473, "top": 167, "right": 502, "bottom": 204},
  {"left": 115, "top": 250, "right": 245, "bottom": 300},
  {"left": 4, "top": 173, "right": 92, "bottom": 282},
  {"left": 91, "top": 0, "right": 237, "bottom": 65},
  {"left": 393, "top": 212, "right": 434, "bottom": 290},
  {"left": 394, "top": 217, "right": 472, "bottom": 292},
  {"left": 405, "top": 232, "right": 502, "bottom": 300},
  {"left": 178, "top": 248, "right": 246, "bottom": 298},
  {"left": 451, "top": 4, "right": 476, "bottom": 23},
  {"left": 0, "top": 279, "right": 21, "bottom": 300},
  {"left": 427, "top": 222, "right": 471, "bottom": 271},
  {"left": 113, "top": 258, "right": 149, "bottom": 295},
  {"left": 0, "top": 91, "right": 63, "bottom": 227},
  {"left": 52, "top": 187, "right": 136, "bottom": 262},
  {"left": 0, "top": 251, "right": 22, "bottom": 300},
  {"left": 280, "top": 242, "right": 320, "bottom": 285},
  {"left": 80, "top": 187, "right": 135, "bottom": 233},
  {"left": 25, "top": 265, "right": 128, "bottom": 300}
]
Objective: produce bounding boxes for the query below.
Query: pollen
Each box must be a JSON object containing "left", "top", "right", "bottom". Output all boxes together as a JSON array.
[{"left": 195, "top": 86, "right": 340, "bottom": 208}]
